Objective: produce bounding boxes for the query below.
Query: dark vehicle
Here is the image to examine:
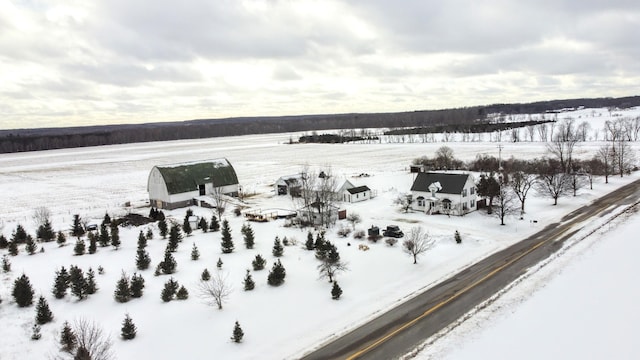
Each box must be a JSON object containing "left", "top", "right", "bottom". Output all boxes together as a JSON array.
[
  {"left": 86, "top": 224, "right": 98, "bottom": 231},
  {"left": 383, "top": 225, "right": 404, "bottom": 238}
]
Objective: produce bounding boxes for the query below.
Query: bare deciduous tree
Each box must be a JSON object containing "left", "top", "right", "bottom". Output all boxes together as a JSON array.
[
  {"left": 535, "top": 160, "right": 572, "bottom": 205},
  {"left": 596, "top": 144, "right": 614, "bottom": 184},
  {"left": 494, "top": 185, "right": 518, "bottom": 225},
  {"left": 402, "top": 226, "right": 436, "bottom": 264},
  {"left": 394, "top": 193, "right": 413, "bottom": 213},
  {"left": 198, "top": 272, "right": 233, "bottom": 310},
  {"left": 210, "top": 185, "right": 228, "bottom": 220},
  {"left": 346, "top": 212, "right": 361, "bottom": 230},
  {"left": 32, "top": 207, "right": 51, "bottom": 228},
  {"left": 54, "top": 318, "right": 114, "bottom": 360},
  {"left": 509, "top": 171, "right": 537, "bottom": 215}
]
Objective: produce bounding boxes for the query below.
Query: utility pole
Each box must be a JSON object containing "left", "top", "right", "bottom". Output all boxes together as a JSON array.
[{"left": 497, "top": 144, "right": 503, "bottom": 172}]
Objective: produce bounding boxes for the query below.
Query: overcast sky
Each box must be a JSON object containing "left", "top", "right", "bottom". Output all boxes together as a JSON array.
[{"left": 1, "top": 0, "right": 639, "bottom": 130}]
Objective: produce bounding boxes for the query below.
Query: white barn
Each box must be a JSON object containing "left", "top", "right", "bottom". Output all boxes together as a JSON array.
[
  {"left": 147, "top": 159, "right": 239, "bottom": 210},
  {"left": 410, "top": 172, "right": 477, "bottom": 216}
]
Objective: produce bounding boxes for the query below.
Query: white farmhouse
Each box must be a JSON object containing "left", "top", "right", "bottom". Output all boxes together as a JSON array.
[
  {"left": 410, "top": 172, "right": 477, "bottom": 216},
  {"left": 147, "top": 158, "right": 239, "bottom": 210}
]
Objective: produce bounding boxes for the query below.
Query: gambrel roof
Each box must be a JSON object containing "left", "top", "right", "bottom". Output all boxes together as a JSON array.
[
  {"left": 154, "top": 159, "right": 238, "bottom": 195},
  {"left": 410, "top": 172, "right": 472, "bottom": 194}
]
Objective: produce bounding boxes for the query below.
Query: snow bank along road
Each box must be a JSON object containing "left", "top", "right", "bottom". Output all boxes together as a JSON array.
[{"left": 301, "top": 179, "right": 640, "bottom": 360}]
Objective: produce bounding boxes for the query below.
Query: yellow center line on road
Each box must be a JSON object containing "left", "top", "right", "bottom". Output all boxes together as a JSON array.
[{"left": 346, "top": 237, "right": 551, "bottom": 360}]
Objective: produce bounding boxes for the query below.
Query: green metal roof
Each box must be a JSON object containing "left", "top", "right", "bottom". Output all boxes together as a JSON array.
[{"left": 156, "top": 159, "right": 238, "bottom": 195}]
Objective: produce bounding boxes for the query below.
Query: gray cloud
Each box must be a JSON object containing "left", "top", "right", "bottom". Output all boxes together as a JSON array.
[{"left": 1, "top": 0, "right": 639, "bottom": 130}]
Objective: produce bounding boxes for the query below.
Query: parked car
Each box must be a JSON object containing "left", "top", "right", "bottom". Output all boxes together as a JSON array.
[
  {"left": 383, "top": 225, "right": 404, "bottom": 238},
  {"left": 85, "top": 224, "right": 98, "bottom": 231}
]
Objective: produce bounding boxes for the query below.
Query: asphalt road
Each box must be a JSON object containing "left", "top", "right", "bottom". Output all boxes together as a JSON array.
[{"left": 301, "top": 178, "right": 640, "bottom": 360}]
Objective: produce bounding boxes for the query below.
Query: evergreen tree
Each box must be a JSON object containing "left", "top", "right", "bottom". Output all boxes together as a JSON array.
[
  {"left": 149, "top": 207, "right": 157, "bottom": 220},
  {"left": 71, "top": 214, "right": 85, "bottom": 239},
  {"left": 315, "top": 239, "right": 333, "bottom": 261},
  {"left": 168, "top": 225, "right": 182, "bottom": 252},
  {"left": 158, "top": 248, "right": 177, "bottom": 274},
  {"left": 157, "top": 210, "right": 165, "bottom": 221},
  {"left": 110, "top": 223, "right": 121, "bottom": 250},
  {"left": 272, "top": 236, "right": 284, "bottom": 257},
  {"left": 210, "top": 215, "right": 220, "bottom": 232},
  {"left": 69, "top": 266, "right": 87, "bottom": 300},
  {"left": 2, "top": 255, "right": 11, "bottom": 272},
  {"left": 114, "top": 271, "right": 131, "bottom": 303},
  {"left": 35, "top": 296, "right": 54, "bottom": 324},
  {"left": 267, "top": 260, "right": 286, "bottom": 286},
  {"left": 98, "top": 223, "right": 110, "bottom": 247},
  {"left": 12, "top": 273, "right": 35, "bottom": 307},
  {"left": 56, "top": 231, "right": 67, "bottom": 247},
  {"left": 24, "top": 235, "right": 38, "bottom": 255},
  {"left": 201, "top": 268, "right": 211, "bottom": 281},
  {"left": 73, "top": 238, "right": 85, "bottom": 256},
  {"left": 0, "top": 234, "right": 8, "bottom": 249},
  {"left": 135, "top": 248, "right": 151, "bottom": 270},
  {"left": 217, "top": 257, "right": 223, "bottom": 269},
  {"left": 137, "top": 230, "right": 147, "bottom": 249},
  {"left": 220, "top": 220, "right": 234, "bottom": 254},
  {"left": 8, "top": 240, "right": 18, "bottom": 256},
  {"left": 37, "top": 220, "right": 55, "bottom": 242},
  {"left": 242, "top": 223, "right": 255, "bottom": 249},
  {"left": 191, "top": 243, "right": 200, "bottom": 260},
  {"left": 231, "top": 321, "right": 244, "bottom": 343},
  {"left": 12, "top": 224, "right": 28, "bottom": 243},
  {"left": 455, "top": 230, "right": 462, "bottom": 244},
  {"left": 183, "top": 212, "right": 193, "bottom": 236},
  {"left": 176, "top": 286, "right": 189, "bottom": 300},
  {"left": 130, "top": 273, "right": 145, "bottom": 298},
  {"left": 314, "top": 232, "right": 326, "bottom": 253},
  {"left": 102, "top": 212, "right": 111, "bottom": 225},
  {"left": 243, "top": 270, "right": 255, "bottom": 291},
  {"left": 158, "top": 219, "right": 168, "bottom": 239},
  {"left": 121, "top": 314, "right": 137, "bottom": 340},
  {"left": 146, "top": 228, "right": 153, "bottom": 240},
  {"left": 161, "top": 277, "right": 179, "bottom": 302},
  {"left": 52, "top": 266, "right": 70, "bottom": 299},
  {"left": 85, "top": 268, "right": 98, "bottom": 295},
  {"left": 331, "top": 281, "right": 343, "bottom": 300},
  {"left": 31, "top": 323, "right": 42, "bottom": 340},
  {"left": 252, "top": 254, "right": 266, "bottom": 271},
  {"left": 305, "top": 231, "right": 315, "bottom": 250},
  {"left": 59, "top": 321, "right": 77, "bottom": 353},
  {"left": 198, "top": 217, "right": 208, "bottom": 233},
  {"left": 87, "top": 233, "right": 97, "bottom": 254}
]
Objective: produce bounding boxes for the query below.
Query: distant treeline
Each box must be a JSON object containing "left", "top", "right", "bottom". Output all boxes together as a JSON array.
[
  {"left": 298, "top": 133, "right": 380, "bottom": 143},
  {"left": 384, "top": 119, "right": 553, "bottom": 136},
  {"left": 1, "top": 95, "right": 638, "bottom": 153}
]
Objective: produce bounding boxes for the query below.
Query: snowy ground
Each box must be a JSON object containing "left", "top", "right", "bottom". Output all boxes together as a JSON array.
[
  {"left": 411, "top": 205, "right": 640, "bottom": 360},
  {"left": 0, "top": 107, "right": 639, "bottom": 360}
]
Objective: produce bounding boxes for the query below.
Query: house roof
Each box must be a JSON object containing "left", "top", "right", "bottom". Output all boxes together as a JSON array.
[
  {"left": 347, "top": 185, "right": 370, "bottom": 194},
  {"left": 410, "top": 172, "right": 471, "bottom": 194},
  {"left": 155, "top": 158, "right": 238, "bottom": 195}
]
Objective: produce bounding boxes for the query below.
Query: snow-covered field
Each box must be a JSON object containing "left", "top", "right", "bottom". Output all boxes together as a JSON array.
[{"left": 0, "top": 107, "right": 639, "bottom": 360}]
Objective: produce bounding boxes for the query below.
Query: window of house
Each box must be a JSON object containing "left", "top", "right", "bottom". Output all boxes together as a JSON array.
[
  {"left": 462, "top": 189, "right": 467, "bottom": 197},
  {"left": 442, "top": 199, "right": 451, "bottom": 210},
  {"left": 471, "top": 200, "right": 475, "bottom": 208},
  {"left": 417, "top": 196, "right": 425, "bottom": 207},
  {"left": 463, "top": 202, "right": 468, "bottom": 210},
  {"left": 470, "top": 187, "right": 475, "bottom": 195}
]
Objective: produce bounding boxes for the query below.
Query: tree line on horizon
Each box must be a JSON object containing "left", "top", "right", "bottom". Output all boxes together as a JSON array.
[{"left": 1, "top": 96, "right": 638, "bottom": 154}]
